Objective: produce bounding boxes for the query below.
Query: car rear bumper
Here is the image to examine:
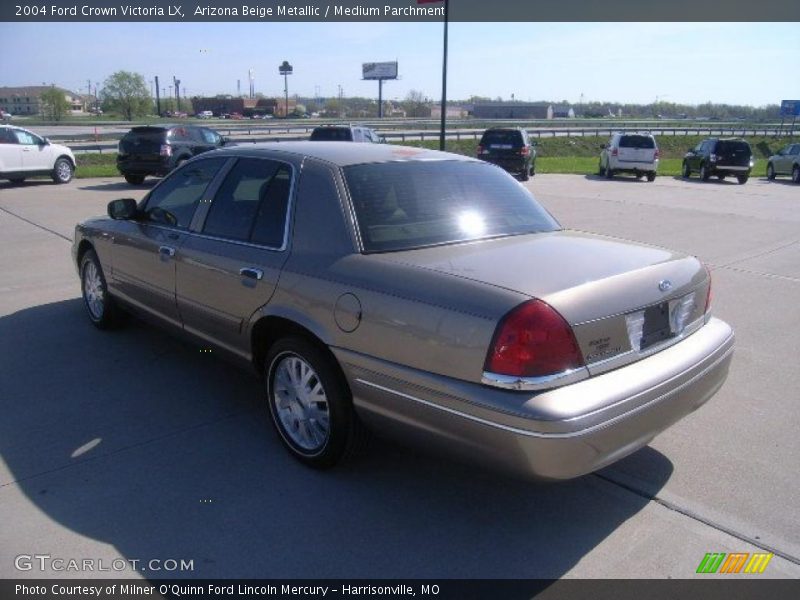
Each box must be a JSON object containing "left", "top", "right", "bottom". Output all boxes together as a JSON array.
[
  {"left": 117, "top": 157, "right": 171, "bottom": 176},
  {"left": 610, "top": 160, "right": 658, "bottom": 172},
  {"left": 478, "top": 156, "right": 530, "bottom": 173},
  {"left": 711, "top": 165, "right": 750, "bottom": 172},
  {"left": 336, "top": 317, "right": 734, "bottom": 480}
]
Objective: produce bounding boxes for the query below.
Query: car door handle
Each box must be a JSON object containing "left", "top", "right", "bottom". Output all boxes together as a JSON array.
[
  {"left": 159, "top": 245, "right": 176, "bottom": 257},
  {"left": 239, "top": 267, "right": 263, "bottom": 281}
]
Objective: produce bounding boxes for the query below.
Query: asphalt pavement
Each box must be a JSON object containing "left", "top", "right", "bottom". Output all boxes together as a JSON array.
[{"left": 0, "top": 173, "right": 798, "bottom": 579}]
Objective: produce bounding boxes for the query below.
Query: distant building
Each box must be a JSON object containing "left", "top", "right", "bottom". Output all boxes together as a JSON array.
[
  {"left": 0, "top": 86, "right": 89, "bottom": 115},
  {"left": 430, "top": 105, "right": 470, "bottom": 119},
  {"left": 471, "top": 102, "right": 575, "bottom": 120},
  {"left": 191, "top": 96, "right": 280, "bottom": 117}
]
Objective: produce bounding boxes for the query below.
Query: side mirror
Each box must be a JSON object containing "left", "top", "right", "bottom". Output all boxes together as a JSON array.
[
  {"left": 40, "top": 137, "right": 50, "bottom": 146},
  {"left": 220, "top": 136, "right": 230, "bottom": 146},
  {"left": 108, "top": 198, "right": 138, "bottom": 220}
]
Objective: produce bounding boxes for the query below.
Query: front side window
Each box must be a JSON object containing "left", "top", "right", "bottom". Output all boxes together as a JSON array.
[
  {"left": 143, "top": 158, "right": 227, "bottom": 228},
  {"left": 203, "top": 158, "right": 292, "bottom": 247},
  {"left": 201, "top": 128, "right": 221, "bottom": 145},
  {"left": 344, "top": 160, "right": 559, "bottom": 253},
  {"left": 12, "top": 129, "right": 41, "bottom": 145}
]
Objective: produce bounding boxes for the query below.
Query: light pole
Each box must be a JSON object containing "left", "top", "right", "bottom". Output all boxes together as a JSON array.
[{"left": 279, "top": 61, "right": 293, "bottom": 118}]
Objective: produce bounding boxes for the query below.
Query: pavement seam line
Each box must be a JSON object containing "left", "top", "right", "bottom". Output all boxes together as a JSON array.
[
  {"left": 713, "top": 238, "right": 800, "bottom": 270},
  {"left": 593, "top": 472, "right": 800, "bottom": 567},
  {"left": 0, "top": 205, "right": 72, "bottom": 242},
  {"left": 0, "top": 409, "right": 256, "bottom": 489}
]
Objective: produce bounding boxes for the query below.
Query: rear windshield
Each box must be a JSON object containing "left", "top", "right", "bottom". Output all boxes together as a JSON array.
[
  {"left": 123, "top": 127, "right": 167, "bottom": 142},
  {"left": 344, "top": 161, "right": 559, "bottom": 253},
  {"left": 716, "top": 140, "right": 751, "bottom": 154},
  {"left": 480, "top": 130, "right": 524, "bottom": 146},
  {"left": 310, "top": 128, "right": 353, "bottom": 141},
  {"left": 619, "top": 135, "right": 655, "bottom": 149}
]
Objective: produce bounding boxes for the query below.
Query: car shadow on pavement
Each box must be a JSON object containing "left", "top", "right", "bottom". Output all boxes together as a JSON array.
[
  {"left": 670, "top": 176, "right": 749, "bottom": 185},
  {"left": 0, "top": 299, "right": 674, "bottom": 579},
  {"left": 582, "top": 174, "right": 655, "bottom": 183},
  {"left": 77, "top": 180, "right": 157, "bottom": 192}
]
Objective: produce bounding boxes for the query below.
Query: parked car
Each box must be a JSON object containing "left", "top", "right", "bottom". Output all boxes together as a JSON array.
[
  {"left": 477, "top": 127, "right": 536, "bottom": 181},
  {"left": 1, "top": 109, "right": 12, "bottom": 122},
  {"left": 310, "top": 125, "right": 383, "bottom": 143},
  {"left": 599, "top": 132, "right": 659, "bottom": 181},
  {"left": 116, "top": 124, "right": 228, "bottom": 185},
  {"left": 73, "top": 142, "right": 734, "bottom": 480},
  {"left": 0, "top": 125, "right": 76, "bottom": 184},
  {"left": 682, "top": 138, "right": 754, "bottom": 184},
  {"left": 766, "top": 143, "right": 800, "bottom": 184},
  {"left": 196, "top": 111, "right": 214, "bottom": 119}
]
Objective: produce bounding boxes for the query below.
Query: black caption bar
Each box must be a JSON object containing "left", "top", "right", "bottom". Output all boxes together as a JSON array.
[
  {"left": 2, "top": 0, "right": 800, "bottom": 22},
  {"left": 3, "top": 580, "right": 800, "bottom": 600}
]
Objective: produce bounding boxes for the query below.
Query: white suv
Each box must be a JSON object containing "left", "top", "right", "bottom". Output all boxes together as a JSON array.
[
  {"left": 0, "top": 125, "right": 76, "bottom": 184},
  {"left": 599, "top": 132, "right": 659, "bottom": 181}
]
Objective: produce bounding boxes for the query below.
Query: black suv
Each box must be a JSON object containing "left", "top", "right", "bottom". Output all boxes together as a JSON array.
[
  {"left": 477, "top": 128, "right": 536, "bottom": 181},
  {"left": 682, "top": 138, "right": 754, "bottom": 184},
  {"left": 309, "top": 125, "right": 383, "bottom": 143},
  {"left": 117, "top": 125, "right": 228, "bottom": 185}
]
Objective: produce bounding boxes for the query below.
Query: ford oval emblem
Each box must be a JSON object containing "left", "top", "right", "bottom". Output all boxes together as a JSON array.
[{"left": 658, "top": 279, "right": 672, "bottom": 292}]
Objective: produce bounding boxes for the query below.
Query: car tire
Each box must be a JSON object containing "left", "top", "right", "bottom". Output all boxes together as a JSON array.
[
  {"left": 717, "top": 174, "right": 726, "bottom": 181},
  {"left": 265, "top": 336, "right": 367, "bottom": 469},
  {"left": 792, "top": 165, "right": 800, "bottom": 184},
  {"left": 682, "top": 162, "right": 691, "bottom": 179},
  {"left": 124, "top": 174, "right": 145, "bottom": 185},
  {"left": 80, "top": 249, "right": 122, "bottom": 330},
  {"left": 646, "top": 172, "right": 656, "bottom": 182},
  {"left": 766, "top": 163, "right": 775, "bottom": 180},
  {"left": 519, "top": 167, "right": 530, "bottom": 182},
  {"left": 700, "top": 164, "right": 710, "bottom": 181},
  {"left": 52, "top": 157, "right": 74, "bottom": 184},
  {"left": 598, "top": 161, "right": 606, "bottom": 176},
  {"left": 737, "top": 174, "right": 749, "bottom": 185},
  {"left": 604, "top": 163, "right": 614, "bottom": 179}
]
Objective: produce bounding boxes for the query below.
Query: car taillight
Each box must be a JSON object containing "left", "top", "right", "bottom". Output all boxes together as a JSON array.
[
  {"left": 611, "top": 148, "right": 618, "bottom": 157},
  {"left": 477, "top": 145, "right": 488, "bottom": 156},
  {"left": 704, "top": 266, "right": 713, "bottom": 314},
  {"left": 710, "top": 153, "right": 717, "bottom": 162},
  {"left": 484, "top": 300, "right": 585, "bottom": 378},
  {"left": 654, "top": 148, "right": 661, "bottom": 159},
  {"left": 519, "top": 147, "right": 530, "bottom": 156},
  {"left": 160, "top": 144, "right": 172, "bottom": 157}
]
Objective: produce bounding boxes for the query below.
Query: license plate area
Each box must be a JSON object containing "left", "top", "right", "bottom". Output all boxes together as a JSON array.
[
  {"left": 639, "top": 302, "right": 671, "bottom": 350},
  {"left": 625, "top": 292, "right": 696, "bottom": 353}
]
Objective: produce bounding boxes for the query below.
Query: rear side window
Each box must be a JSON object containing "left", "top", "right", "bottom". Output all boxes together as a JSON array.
[
  {"left": 310, "top": 128, "right": 353, "bottom": 141},
  {"left": 168, "top": 127, "right": 193, "bottom": 142},
  {"left": 619, "top": 135, "right": 655, "bottom": 149},
  {"left": 344, "top": 160, "right": 559, "bottom": 253},
  {"left": 0, "top": 128, "right": 17, "bottom": 144},
  {"left": 480, "top": 130, "right": 524, "bottom": 147},
  {"left": 203, "top": 158, "right": 291, "bottom": 247},
  {"left": 144, "top": 158, "right": 227, "bottom": 228}
]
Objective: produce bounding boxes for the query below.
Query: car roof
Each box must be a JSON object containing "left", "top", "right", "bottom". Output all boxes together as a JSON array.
[{"left": 212, "top": 141, "right": 477, "bottom": 167}]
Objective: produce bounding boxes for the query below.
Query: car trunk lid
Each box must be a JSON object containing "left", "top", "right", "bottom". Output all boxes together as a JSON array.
[{"left": 377, "top": 231, "right": 709, "bottom": 371}]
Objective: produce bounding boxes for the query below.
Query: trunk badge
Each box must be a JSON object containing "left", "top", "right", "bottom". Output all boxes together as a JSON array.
[{"left": 658, "top": 280, "right": 672, "bottom": 292}]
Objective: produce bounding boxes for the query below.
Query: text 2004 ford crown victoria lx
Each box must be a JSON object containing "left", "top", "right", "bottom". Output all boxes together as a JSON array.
[{"left": 72, "top": 142, "right": 734, "bottom": 479}]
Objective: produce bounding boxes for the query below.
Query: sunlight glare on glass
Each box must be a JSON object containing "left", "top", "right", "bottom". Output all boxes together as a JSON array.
[{"left": 458, "top": 211, "right": 486, "bottom": 236}]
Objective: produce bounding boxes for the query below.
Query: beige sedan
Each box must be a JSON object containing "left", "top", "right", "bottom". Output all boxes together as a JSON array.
[{"left": 72, "top": 142, "right": 734, "bottom": 479}]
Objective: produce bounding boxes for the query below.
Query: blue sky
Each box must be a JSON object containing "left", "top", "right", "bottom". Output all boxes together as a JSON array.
[{"left": 1, "top": 22, "right": 798, "bottom": 106}]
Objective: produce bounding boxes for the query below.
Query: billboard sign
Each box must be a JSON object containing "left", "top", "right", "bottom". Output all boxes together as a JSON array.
[
  {"left": 780, "top": 100, "right": 800, "bottom": 117},
  {"left": 363, "top": 62, "right": 398, "bottom": 80}
]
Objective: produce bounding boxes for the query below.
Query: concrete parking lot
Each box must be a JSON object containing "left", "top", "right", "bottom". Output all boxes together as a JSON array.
[{"left": 0, "top": 173, "right": 798, "bottom": 579}]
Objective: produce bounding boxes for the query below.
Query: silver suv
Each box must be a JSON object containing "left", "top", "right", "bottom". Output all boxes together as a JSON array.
[
  {"left": 766, "top": 143, "right": 800, "bottom": 184},
  {"left": 599, "top": 132, "right": 659, "bottom": 181}
]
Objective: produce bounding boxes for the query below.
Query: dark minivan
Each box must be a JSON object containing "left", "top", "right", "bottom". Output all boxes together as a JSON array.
[
  {"left": 117, "top": 125, "right": 227, "bottom": 185},
  {"left": 682, "top": 138, "right": 754, "bottom": 184},
  {"left": 477, "top": 127, "right": 536, "bottom": 181}
]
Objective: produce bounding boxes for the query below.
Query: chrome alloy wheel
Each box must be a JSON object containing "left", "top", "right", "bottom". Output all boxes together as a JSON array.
[
  {"left": 271, "top": 354, "right": 330, "bottom": 452},
  {"left": 56, "top": 160, "right": 72, "bottom": 182},
  {"left": 82, "top": 260, "right": 105, "bottom": 320}
]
